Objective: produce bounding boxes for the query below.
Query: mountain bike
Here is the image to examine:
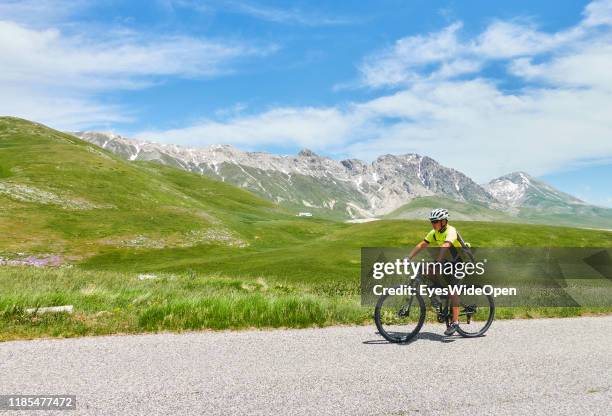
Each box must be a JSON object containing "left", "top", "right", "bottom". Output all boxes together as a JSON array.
[{"left": 374, "top": 272, "right": 495, "bottom": 343}]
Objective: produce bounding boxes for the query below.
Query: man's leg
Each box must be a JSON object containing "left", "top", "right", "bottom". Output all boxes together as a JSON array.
[
  {"left": 445, "top": 274, "right": 460, "bottom": 335},
  {"left": 450, "top": 294, "right": 459, "bottom": 322}
]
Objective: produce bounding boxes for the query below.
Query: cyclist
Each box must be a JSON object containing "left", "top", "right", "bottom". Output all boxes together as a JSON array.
[{"left": 407, "top": 208, "right": 463, "bottom": 336}]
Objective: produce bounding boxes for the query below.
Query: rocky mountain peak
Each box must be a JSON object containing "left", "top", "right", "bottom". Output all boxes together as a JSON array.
[
  {"left": 340, "top": 159, "right": 368, "bottom": 172},
  {"left": 69, "top": 130, "right": 547, "bottom": 218},
  {"left": 486, "top": 171, "right": 584, "bottom": 208},
  {"left": 298, "top": 149, "right": 318, "bottom": 158},
  {"left": 502, "top": 171, "right": 533, "bottom": 183}
]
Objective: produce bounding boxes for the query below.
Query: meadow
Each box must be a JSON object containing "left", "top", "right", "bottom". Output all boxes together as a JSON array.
[{"left": 1, "top": 117, "right": 611, "bottom": 340}]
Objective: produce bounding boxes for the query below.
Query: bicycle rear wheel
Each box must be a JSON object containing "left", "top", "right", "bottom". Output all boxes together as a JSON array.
[
  {"left": 374, "top": 289, "right": 426, "bottom": 343},
  {"left": 452, "top": 285, "right": 495, "bottom": 337}
]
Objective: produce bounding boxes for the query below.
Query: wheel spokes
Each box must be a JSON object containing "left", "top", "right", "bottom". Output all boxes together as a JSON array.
[{"left": 376, "top": 293, "right": 424, "bottom": 342}]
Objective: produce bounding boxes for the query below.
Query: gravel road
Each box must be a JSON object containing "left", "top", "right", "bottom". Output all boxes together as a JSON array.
[{"left": 1, "top": 316, "right": 611, "bottom": 415}]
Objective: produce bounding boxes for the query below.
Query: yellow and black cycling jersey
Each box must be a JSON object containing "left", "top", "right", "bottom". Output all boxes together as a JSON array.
[
  {"left": 423, "top": 224, "right": 463, "bottom": 261},
  {"left": 423, "top": 224, "right": 462, "bottom": 247}
]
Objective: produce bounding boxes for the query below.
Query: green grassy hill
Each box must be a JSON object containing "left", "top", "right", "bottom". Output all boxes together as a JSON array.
[
  {"left": 1, "top": 117, "right": 611, "bottom": 340},
  {"left": 1, "top": 116, "right": 611, "bottom": 283},
  {"left": 0, "top": 117, "right": 343, "bottom": 260},
  {"left": 516, "top": 205, "right": 612, "bottom": 229},
  {"left": 384, "top": 196, "right": 518, "bottom": 222},
  {"left": 386, "top": 195, "right": 612, "bottom": 229}
]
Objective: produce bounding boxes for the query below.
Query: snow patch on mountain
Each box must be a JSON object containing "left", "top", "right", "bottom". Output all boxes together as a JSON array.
[
  {"left": 485, "top": 171, "right": 586, "bottom": 209},
  {"left": 485, "top": 173, "right": 528, "bottom": 206},
  {"left": 71, "top": 131, "right": 511, "bottom": 218}
]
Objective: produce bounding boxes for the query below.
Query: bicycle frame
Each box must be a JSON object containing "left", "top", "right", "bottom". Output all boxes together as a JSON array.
[{"left": 406, "top": 273, "right": 454, "bottom": 324}]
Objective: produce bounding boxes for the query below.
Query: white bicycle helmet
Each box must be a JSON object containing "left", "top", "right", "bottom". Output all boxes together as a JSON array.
[{"left": 429, "top": 208, "right": 449, "bottom": 221}]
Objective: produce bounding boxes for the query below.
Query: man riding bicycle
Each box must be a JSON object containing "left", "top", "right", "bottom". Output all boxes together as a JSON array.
[{"left": 407, "top": 208, "right": 464, "bottom": 336}]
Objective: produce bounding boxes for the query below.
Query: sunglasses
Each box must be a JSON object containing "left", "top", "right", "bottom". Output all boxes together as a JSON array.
[{"left": 430, "top": 220, "right": 441, "bottom": 224}]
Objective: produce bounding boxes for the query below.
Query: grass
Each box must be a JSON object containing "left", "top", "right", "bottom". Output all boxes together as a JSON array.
[
  {"left": 384, "top": 195, "right": 518, "bottom": 222},
  {"left": 0, "top": 117, "right": 308, "bottom": 258},
  {"left": 79, "top": 219, "right": 612, "bottom": 284},
  {"left": 1, "top": 266, "right": 609, "bottom": 342},
  {"left": 1, "top": 117, "right": 612, "bottom": 341},
  {"left": 0, "top": 266, "right": 370, "bottom": 341}
]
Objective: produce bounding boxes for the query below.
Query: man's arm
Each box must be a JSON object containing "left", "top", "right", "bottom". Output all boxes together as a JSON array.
[
  {"left": 435, "top": 242, "right": 452, "bottom": 262},
  {"left": 436, "top": 226, "right": 457, "bottom": 262},
  {"left": 408, "top": 240, "right": 429, "bottom": 259}
]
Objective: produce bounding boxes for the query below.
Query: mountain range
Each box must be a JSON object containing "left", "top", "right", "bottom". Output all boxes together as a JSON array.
[{"left": 72, "top": 131, "right": 612, "bottom": 229}]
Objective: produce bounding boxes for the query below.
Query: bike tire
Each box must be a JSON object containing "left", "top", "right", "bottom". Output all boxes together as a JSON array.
[{"left": 374, "top": 290, "right": 426, "bottom": 343}]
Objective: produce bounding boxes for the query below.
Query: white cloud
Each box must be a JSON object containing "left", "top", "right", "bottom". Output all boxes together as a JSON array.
[
  {"left": 475, "top": 22, "right": 544, "bottom": 57},
  {"left": 358, "top": 1, "right": 612, "bottom": 89},
  {"left": 0, "top": 13, "right": 276, "bottom": 130},
  {"left": 136, "top": 107, "right": 358, "bottom": 149},
  {"left": 359, "top": 22, "right": 466, "bottom": 87},
  {"left": 3, "top": 0, "right": 611, "bottom": 184},
  {"left": 137, "top": 1, "right": 612, "bottom": 183},
  {"left": 510, "top": 41, "right": 612, "bottom": 90},
  {"left": 347, "top": 80, "right": 612, "bottom": 181},
  {"left": 583, "top": 0, "right": 612, "bottom": 26},
  {"left": 225, "top": 1, "right": 353, "bottom": 26},
  {"left": 168, "top": 0, "right": 355, "bottom": 26},
  {"left": 0, "top": 85, "right": 132, "bottom": 130},
  {"left": 0, "top": 0, "right": 87, "bottom": 27},
  {"left": 356, "top": 17, "right": 577, "bottom": 88},
  {"left": 0, "top": 21, "right": 272, "bottom": 88},
  {"left": 140, "top": 77, "right": 612, "bottom": 182}
]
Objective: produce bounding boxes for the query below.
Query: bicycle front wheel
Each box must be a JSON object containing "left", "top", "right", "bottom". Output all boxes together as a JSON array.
[{"left": 374, "top": 289, "right": 426, "bottom": 343}]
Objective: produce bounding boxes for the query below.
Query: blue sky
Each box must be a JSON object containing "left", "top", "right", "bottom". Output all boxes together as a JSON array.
[{"left": 1, "top": 0, "right": 611, "bottom": 206}]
